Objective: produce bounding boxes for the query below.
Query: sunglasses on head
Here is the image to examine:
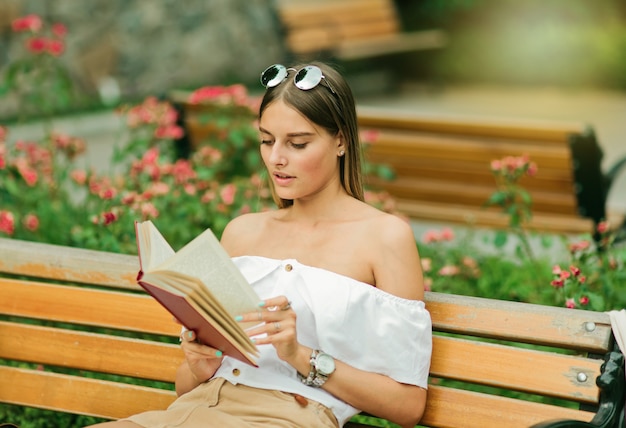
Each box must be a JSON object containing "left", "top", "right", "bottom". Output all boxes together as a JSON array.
[{"left": 260, "top": 64, "right": 336, "bottom": 95}]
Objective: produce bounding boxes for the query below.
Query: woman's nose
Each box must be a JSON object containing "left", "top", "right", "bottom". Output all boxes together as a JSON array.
[{"left": 268, "top": 144, "right": 287, "bottom": 166}]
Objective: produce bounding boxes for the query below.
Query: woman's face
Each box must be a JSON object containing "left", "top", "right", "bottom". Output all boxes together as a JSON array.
[{"left": 259, "top": 99, "right": 344, "bottom": 203}]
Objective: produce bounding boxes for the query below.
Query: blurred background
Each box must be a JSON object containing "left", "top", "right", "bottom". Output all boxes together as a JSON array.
[{"left": 1, "top": 0, "right": 625, "bottom": 211}]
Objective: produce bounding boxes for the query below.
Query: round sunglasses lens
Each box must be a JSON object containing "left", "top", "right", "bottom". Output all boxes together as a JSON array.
[
  {"left": 294, "top": 66, "right": 323, "bottom": 90},
  {"left": 261, "top": 64, "right": 287, "bottom": 88}
]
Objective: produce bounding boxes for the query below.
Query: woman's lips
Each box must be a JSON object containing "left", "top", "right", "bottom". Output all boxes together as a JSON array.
[{"left": 273, "top": 171, "right": 294, "bottom": 186}]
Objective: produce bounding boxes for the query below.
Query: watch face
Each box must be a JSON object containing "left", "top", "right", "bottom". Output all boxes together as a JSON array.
[{"left": 316, "top": 353, "right": 335, "bottom": 375}]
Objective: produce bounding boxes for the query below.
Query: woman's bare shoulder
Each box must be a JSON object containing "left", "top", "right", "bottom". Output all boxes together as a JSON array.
[
  {"left": 365, "top": 212, "right": 424, "bottom": 300},
  {"left": 220, "top": 211, "right": 274, "bottom": 255}
]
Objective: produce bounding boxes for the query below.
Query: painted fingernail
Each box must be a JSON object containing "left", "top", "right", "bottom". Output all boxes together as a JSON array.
[
  {"left": 215, "top": 351, "right": 223, "bottom": 357},
  {"left": 234, "top": 315, "right": 243, "bottom": 322},
  {"left": 258, "top": 301, "right": 266, "bottom": 307},
  {"left": 186, "top": 331, "right": 194, "bottom": 340}
]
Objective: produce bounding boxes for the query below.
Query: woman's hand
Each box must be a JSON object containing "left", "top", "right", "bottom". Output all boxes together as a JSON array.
[
  {"left": 237, "top": 296, "right": 300, "bottom": 362},
  {"left": 179, "top": 330, "right": 224, "bottom": 387}
]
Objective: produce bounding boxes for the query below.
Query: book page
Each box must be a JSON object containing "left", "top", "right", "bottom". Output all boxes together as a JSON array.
[
  {"left": 136, "top": 221, "right": 175, "bottom": 271},
  {"left": 155, "top": 227, "right": 260, "bottom": 319}
]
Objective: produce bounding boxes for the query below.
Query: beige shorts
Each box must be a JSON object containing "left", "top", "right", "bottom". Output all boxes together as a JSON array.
[{"left": 124, "top": 377, "right": 339, "bottom": 428}]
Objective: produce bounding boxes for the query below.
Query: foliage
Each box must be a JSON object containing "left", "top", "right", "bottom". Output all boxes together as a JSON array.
[
  {"left": 417, "top": 154, "right": 626, "bottom": 311},
  {"left": 0, "top": 14, "right": 75, "bottom": 120}
]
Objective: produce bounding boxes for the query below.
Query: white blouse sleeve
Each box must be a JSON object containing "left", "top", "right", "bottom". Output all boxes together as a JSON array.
[{"left": 301, "top": 268, "right": 432, "bottom": 388}]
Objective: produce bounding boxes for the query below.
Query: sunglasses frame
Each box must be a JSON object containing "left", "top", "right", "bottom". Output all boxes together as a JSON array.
[{"left": 260, "top": 64, "right": 336, "bottom": 95}]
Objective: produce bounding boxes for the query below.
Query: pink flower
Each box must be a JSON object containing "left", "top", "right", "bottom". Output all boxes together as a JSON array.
[
  {"left": 565, "top": 298, "right": 576, "bottom": 309},
  {"left": 154, "top": 125, "right": 184, "bottom": 140},
  {"left": 51, "top": 23, "right": 67, "bottom": 38},
  {"left": 70, "top": 169, "right": 87, "bottom": 185},
  {"left": 490, "top": 159, "right": 502, "bottom": 172},
  {"left": 569, "top": 240, "right": 590, "bottom": 254},
  {"left": 17, "top": 164, "right": 38, "bottom": 186},
  {"left": 440, "top": 227, "right": 454, "bottom": 241},
  {"left": 423, "top": 277, "right": 432, "bottom": 292},
  {"left": 360, "top": 129, "right": 380, "bottom": 144},
  {"left": 438, "top": 265, "right": 460, "bottom": 276},
  {"left": 579, "top": 296, "right": 589, "bottom": 306},
  {"left": 99, "top": 187, "right": 117, "bottom": 200},
  {"left": 0, "top": 211, "right": 15, "bottom": 235},
  {"left": 12, "top": 15, "right": 42, "bottom": 32},
  {"left": 47, "top": 39, "right": 65, "bottom": 56},
  {"left": 140, "top": 202, "right": 159, "bottom": 219},
  {"left": 527, "top": 162, "right": 538, "bottom": 177},
  {"left": 420, "top": 258, "right": 432, "bottom": 273},
  {"left": 578, "top": 275, "right": 586, "bottom": 284},
  {"left": 559, "top": 271, "right": 571, "bottom": 280},
  {"left": 569, "top": 265, "right": 581, "bottom": 277},
  {"left": 552, "top": 265, "right": 562, "bottom": 275},
  {"left": 597, "top": 221, "right": 609, "bottom": 234},
  {"left": 422, "top": 230, "right": 437, "bottom": 244},
  {"left": 23, "top": 214, "right": 39, "bottom": 231},
  {"left": 220, "top": 183, "right": 237, "bottom": 206}
]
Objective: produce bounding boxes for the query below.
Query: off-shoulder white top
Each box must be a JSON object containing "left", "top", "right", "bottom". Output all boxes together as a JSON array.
[{"left": 213, "top": 256, "right": 432, "bottom": 426}]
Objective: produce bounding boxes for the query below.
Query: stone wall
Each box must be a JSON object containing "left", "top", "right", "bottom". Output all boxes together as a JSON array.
[{"left": 0, "top": 0, "right": 286, "bottom": 115}]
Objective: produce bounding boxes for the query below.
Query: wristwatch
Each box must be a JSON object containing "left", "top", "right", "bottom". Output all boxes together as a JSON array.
[
  {"left": 311, "top": 350, "right": 336, "bottom": 386},
  {"left": 298, "top": 349, "right": 336, "bottom": 387}
]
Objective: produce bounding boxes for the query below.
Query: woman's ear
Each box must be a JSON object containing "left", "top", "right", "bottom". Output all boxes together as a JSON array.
[{"left": 336, "top": 131, "right": 346, "bottom": 155}]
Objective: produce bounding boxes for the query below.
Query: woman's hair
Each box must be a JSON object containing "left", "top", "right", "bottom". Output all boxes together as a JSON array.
[{"left": 259, "top": 62, "right": 364, "bottom": 208}]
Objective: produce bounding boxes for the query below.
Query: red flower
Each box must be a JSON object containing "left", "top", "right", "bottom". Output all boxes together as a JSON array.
[
  {"left": 12, "top": 15, "right": 42, "bottom": 33},
  {"left": 102, "top": 211, "right": 118, "bottom": 225},
  {"left": 579, "top": 296, "right": 589, "bottom": 306},
  {"left": 565, "top": 298, "right": 576, "bottom": 309},
  {"left": 26, "top": 37, "right": 47, "bottom": 54},
  {"left": 23, "top": 214, "right": 40, "bottom": 232},
  {"left": 0, "top": 211, "right": 15, "bottom": 235},
  {"left": 550, "top": 279, "right": 564, "bottom": 288}
]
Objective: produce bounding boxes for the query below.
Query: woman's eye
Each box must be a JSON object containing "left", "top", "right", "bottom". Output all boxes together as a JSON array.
[
  {"left": 260, "top": 140, "right": 273, "bottom": 145},
  {"left": 291, "top": 142, "right": 308, "bottom": 149}
]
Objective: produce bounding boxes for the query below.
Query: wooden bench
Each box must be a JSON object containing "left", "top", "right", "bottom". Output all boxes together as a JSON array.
[
  {"left": 1, "top": 237, "right": 624, "bottom": 427},
  {"left": 358, "top": 106, "right": 626, "bottom": 236},
  {"left": 274, "top": 0, "right": 447, "bottom": 62}
]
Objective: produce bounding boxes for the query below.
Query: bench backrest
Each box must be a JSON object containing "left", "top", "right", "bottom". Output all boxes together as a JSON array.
[
  {"left": 358, "top": 106, "right": 607, "bottom": 235},
  {"left": 1, "top": 237, "right": 621, "bottom": 427},
  {"left": 277, "top": 0, "right": 404, "bottom": 58}
]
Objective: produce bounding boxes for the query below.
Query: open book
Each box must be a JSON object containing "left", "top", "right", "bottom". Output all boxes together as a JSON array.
[{"left": 135, "top": 220, "right": 260, "bottom": 366}]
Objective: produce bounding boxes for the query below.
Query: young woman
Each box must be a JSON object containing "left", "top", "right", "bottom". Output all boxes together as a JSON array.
[{"left": 91, "top": 62, "right": 431, "bottom": 428}]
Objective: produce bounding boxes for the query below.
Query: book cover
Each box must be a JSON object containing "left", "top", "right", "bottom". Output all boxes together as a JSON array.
[{"left": 135, "top": 220, "right": 260, "bottom": 366}]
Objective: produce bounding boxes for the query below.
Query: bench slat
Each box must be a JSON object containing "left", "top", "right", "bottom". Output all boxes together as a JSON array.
[
  {"left": 366, "top": 132, "right": 573, "bottom": 168},
  {"left": 421, "top": 385, "right": 595, "bottom": 428},
  {"left": 0, "top": 323, "right": 181, "bottom": 382},
  {"left": 0, "top": 366, "right": 176, "bottom": 420},
  {"left": 0, "top": 278, "right": 179, "bottom": 336},
  {"left": 371, "top": 177, "right": 579, "bottom": 214},
  {"left": 431, "top": 336, "right": 601, "bottom": 403},
  {"left": 396, "top": 200, "right": 595, "bottom": 234},
  {"left": 0, "top": 238, "right": 138, "bottom": 289},
  {"left": 426, "top": 292, "right": 612, "bottom": 352},
  {"left": 357, "top": 106, "right": 587, "bottom": 142}
]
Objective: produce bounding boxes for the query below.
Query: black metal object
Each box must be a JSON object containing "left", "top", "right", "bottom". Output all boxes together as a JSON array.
[{"left": 569, "top": 128, "right": 607, "bottom": 240}]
